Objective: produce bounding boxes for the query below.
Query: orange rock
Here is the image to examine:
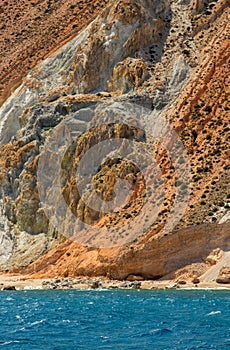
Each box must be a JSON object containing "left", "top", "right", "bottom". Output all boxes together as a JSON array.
[{"left": 216, "top": 267, "right": 230, "bottom": 284}]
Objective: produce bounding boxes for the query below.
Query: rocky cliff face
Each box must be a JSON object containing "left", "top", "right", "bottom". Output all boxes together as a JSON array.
[
  {"left": 0, "top": 0, "right": 229, "bottom": 278},
  {"left": 0, "top": 0, "right": 110, "bottom": 106}
]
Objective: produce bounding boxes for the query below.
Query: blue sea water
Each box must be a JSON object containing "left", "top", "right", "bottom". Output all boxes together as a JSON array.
[{"left": 0, "top": 289, "right": 229, "bottom": 349}]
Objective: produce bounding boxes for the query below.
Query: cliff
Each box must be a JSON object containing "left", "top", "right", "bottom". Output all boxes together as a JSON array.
[
  {"left": 0, "top": 0, "right": 110, "bottom": 106},
  {"left": 0, "top": 0, "right": 229, "bottom": 280}
]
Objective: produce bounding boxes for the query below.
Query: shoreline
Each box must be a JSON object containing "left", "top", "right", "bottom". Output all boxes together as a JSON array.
[{"left": 0, "top": 275, "right": 229, "bottom": 291}]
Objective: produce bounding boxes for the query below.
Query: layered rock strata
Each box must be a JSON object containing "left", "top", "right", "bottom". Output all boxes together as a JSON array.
[{"left": 0, "top": 0, "right": 229, "bottom": 279}]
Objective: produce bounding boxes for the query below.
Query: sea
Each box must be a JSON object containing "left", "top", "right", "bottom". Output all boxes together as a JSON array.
[{"left": 0, "top": 289, "right": 229, "bottom": 349}]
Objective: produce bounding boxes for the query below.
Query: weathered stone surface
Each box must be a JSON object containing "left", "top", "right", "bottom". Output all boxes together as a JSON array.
[
  {"left": 0, "top": 0, "right": 110, "bottom": 106},
  {"left": 126, "top": 275, "right": 144, "bottom": 282},
  {"left": 216, "top": 267, "right": 230, "bottom": 284},
  {"left": 0, "top": 0, "right": 229, "bottom": 279},
  {"left": 206, "top": 248, "right": 224, "bottom": 266},
  {"left": 192, "top": 277, "right": 200, "bottom": 284},
  {"left": 3, "top": 285, "right": 16, "bottom": 291}
]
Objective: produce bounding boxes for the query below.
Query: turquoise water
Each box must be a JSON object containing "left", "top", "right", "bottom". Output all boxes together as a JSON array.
[{"left": 0, "top": 289, "right": 229, "bottom": 349}]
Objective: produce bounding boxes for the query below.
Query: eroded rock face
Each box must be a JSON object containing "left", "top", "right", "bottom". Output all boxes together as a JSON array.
[
  {"left": 108, "top": 58, "right": 150, "bottom": 93},
  {"left": 0, "top": 0, "right": 229, "bottom": 275},
  {"left": 191, "top": 0, "right": 205, "bottom": 13},
  {"left": 0, "top": 0, "right": 171, "bottom": 145},
  {"left": 20, "top": 221, "right": 230, "bottom": 280},
  {"left": 216, "top": 267, "right": 230, "bottom": 284},
  {"left": 206, "top": 248, "right": 224, "bottom": 266},
  {"left": 0, "top": 201, "right": 14, "bottom": 265},
  {"left": 0, "top": 0, "right": 111, "bottom": 106}
]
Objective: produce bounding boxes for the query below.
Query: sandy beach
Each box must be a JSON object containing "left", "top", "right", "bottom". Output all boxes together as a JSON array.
[{"left": 0, "top": 274, "right": 229, "bottom": 291}]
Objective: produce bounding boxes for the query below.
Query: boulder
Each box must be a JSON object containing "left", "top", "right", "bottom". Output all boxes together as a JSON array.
[
  {"left": 3, "top": 285, "right": 16, "bottom": 290},
  {"left": 206, "top": 248, "right": 223, "bottom": 266},
  {"left": 177, "top": 280, "right": 187, "bottom": 285},
  {"left": 90, "top": 280, "right": 100, "bottom": 289},
  {"left": 130, "top": 281, "right": 141, "bottom": 289},
  {"left": 126, "top": 274, "right": 144, "bottom": 282},
  {"left": 216, "top": 267, "right": 230, "bottom": 284},
  {"left": 192, "top": 277, "right": 200, "bottom": 284},
  {"left": 119, "top": 282, "right": 129, "bottom": 288}
]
